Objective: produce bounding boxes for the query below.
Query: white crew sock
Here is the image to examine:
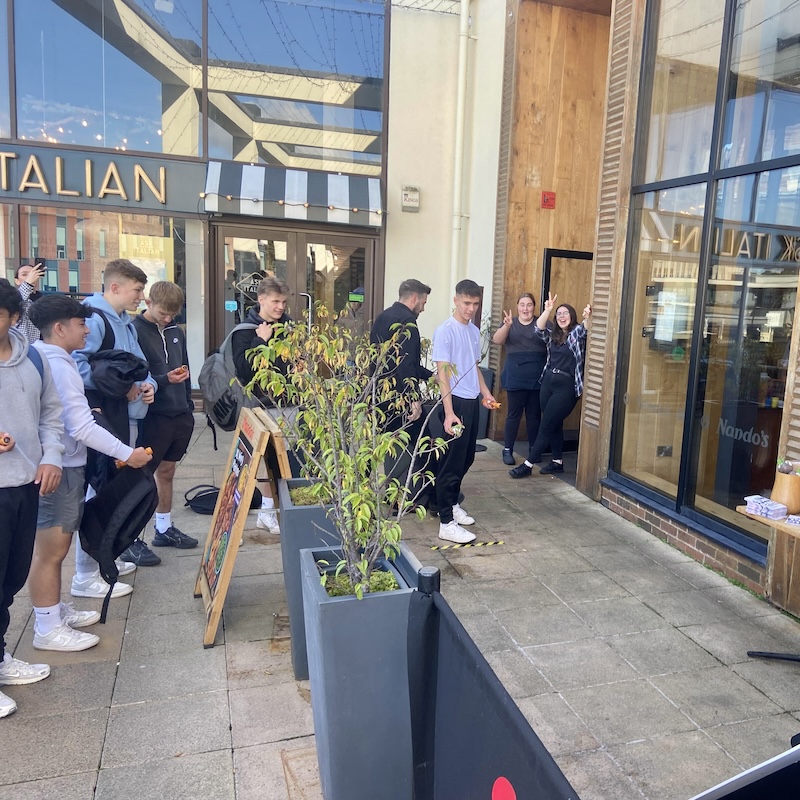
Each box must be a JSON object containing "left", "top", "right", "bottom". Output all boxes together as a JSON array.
[
  {"left": 34, "top": 603, "right": 62, "bottom": 635},
  {"left": 155, "top": 512, "right": 171, "bottom": 533},
  {"left": 75, "top": 538, "right": 98, "bottom": 581},
  {"left": 261, "top": 496, "right": 275, "bottom": 511}
]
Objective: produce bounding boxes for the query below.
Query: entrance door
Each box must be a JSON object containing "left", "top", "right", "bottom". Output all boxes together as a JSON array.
[
  {"left": 210, "top": 224, "right": 376, "bottom": 347},
  {"left": 541, "top": 249, "right": 593, "bottom": 446}
]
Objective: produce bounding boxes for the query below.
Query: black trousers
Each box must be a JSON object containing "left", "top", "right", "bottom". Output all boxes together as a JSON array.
[
  {"left": 435, "top": 396, "right": 479, "bottom": 524},
  {"left": 503, "top": 389, "right": 541, "bottom": 451},
  {"left": 0, "top": 482, "right": 40, "bottom": 660},
  {"left": 529, "top": 372, "right": 578, "bottom": 462}
]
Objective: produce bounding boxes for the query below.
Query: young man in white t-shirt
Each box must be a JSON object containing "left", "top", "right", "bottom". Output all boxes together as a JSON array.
[{"left": 432, "top": 280, "right": 496, "bottom": 543}]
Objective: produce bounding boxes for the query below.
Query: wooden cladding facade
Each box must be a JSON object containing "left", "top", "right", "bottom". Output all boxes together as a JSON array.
[{"left": 489, "top": 1, "right": 610, "bottom": 438}]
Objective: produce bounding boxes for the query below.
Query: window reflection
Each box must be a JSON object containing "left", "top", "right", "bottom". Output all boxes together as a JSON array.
[
  {"left": 617, "top": 186, "right": 706, "bottom": 498},
  {"left": 14, "top": 0, "right": 202, "bottom": 156},
  {"left": 207, "top": 0, "right": 384, "bottom": 173},
  {"left": 641, "top": 0, "right": 724, "bottom": 183},
  {"left": 0, "top": 0, "right": 8, "bottom": 138},
  {"left": 0, "top": 204, "right": 15, "bottom": 278},
  {"left": 722, "top": 0, "right": 800, "bottom": 168}
]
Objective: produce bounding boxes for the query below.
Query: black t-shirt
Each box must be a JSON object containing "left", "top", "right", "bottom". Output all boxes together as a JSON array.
[{"left": 549, "top": 340, "right": 576, "bottom": 373}]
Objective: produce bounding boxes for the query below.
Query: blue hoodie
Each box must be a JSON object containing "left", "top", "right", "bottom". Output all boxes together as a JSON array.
[{"left": 71, "top": 293, "right": 158, "bottom": 420}]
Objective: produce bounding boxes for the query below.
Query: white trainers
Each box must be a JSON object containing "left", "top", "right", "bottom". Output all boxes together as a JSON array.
[
  {"left": 60, "top": 602, "right": 100, "bottom": 629},
  {"left": 33, "top": 622, "right": 99, "bottom": 652},
  {"left": 71, "top": 573, "right": 133, "bottom": 599},
  {"left": 115, "top": 559, "right": 137, "bottom": 577},
  {"left": 256, "top": 510, "right": 280, "bottom": 534},
  {"left": 0, "top": 652, "right": 50, "bottom": 685},
  {"left": 0, "top": 689, "right": 16, "bottom": 718},
  {"left": 438, "top": 521, "right": 476, "bottom": 544},
  {"left": 452, "top": 503, "right": 475, "bottom": 525}
]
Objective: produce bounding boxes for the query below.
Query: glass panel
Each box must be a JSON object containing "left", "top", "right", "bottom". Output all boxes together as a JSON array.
[
  {"left": 207, "top": 0, "right": 384, "bottom": 174},
  {"left": 690, "top": 171, "right": 800, "bottom": 539},
  {"left": 0, "top": 204, "right": 15, "bottom": 281},
  {"left": 305, "top": 242, "right": 366, "bottom": 330},
  {"left": 615, "top": 185, "right": 706, "bottom": 498},
  {"left": 221, "top": 235, "right": 289, "bottom": 336},
  {"left": 722, "top": 0, "right": 800, "bottom": 168},
  {"left": 14, "top": 0, "right": 202, "bottom": 155},
  {"left": 641, "top": 1, "right": 725, "bottom": 183},
  {"left": 0, "top": 0, "right": 9, "bottom": 138}
]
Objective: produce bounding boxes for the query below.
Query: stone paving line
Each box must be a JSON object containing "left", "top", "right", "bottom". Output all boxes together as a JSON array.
[{"left": 0, "top": 418, "right": 798, "bottom": 800}]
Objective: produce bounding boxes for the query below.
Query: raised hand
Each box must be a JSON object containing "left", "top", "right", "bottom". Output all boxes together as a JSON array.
[
  {"left": 502, "top": 309, "right": 513, "bottom": 326},
  {"left": 543, "top": 292, "right": 558, "bottom": 313},
  {"left": 582, "top": 304, "right": 592, "bottom": 320}
]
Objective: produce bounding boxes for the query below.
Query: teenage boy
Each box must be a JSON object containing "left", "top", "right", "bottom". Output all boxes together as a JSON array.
[
  {"left": 432, "top": 279, "right": 496, "bottom": 544},
  {"left": 133, "top": 281, "right": 198, "bottom": 549},
  {"left": 232, "top": 277, "right": 292, "bottom": 533},
  {"left": 72, "top": 258, "right": 160, "bottom": 566},
  {"left": 26, "top": 296, "right": 153, "bottom": 653},
  {"left": 0, "top": 283, "right": 63, "bottom": 719}
]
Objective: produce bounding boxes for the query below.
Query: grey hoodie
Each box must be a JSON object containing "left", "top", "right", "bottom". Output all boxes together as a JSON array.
[{"left": 0, "top": 327, "right": 64, "bottom": 487}]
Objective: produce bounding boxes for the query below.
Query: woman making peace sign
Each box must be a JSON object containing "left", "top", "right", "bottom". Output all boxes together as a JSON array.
[{"left": 509, "top": 292, "right": 591, "bottom": 478}]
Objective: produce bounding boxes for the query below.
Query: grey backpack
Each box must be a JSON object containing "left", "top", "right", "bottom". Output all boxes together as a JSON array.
[{"left": 198, "top": 323, "right": 258, "bottom": 432}]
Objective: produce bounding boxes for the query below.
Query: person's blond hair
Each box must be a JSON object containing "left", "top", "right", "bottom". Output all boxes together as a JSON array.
[{"left": 148, "top": 281, "right": 184, "bottom": 313}]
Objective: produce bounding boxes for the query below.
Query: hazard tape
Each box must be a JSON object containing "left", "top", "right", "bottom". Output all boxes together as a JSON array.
[{"left": 431, "top": 540, "right": 505, "bottom": 551}]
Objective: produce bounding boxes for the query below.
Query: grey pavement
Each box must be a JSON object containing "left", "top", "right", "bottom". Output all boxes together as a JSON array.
[{"left": 2, "top": 419, "right": 799, "bottom": 800}]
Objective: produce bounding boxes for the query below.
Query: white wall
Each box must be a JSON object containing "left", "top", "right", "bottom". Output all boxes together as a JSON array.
[{"left": 384, "top": 1, "right": 505, "bottom": 340}]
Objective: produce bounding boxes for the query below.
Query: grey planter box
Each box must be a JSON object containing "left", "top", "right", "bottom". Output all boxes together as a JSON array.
[
  {"left": 277, "top": 479, "right": 339, "bottom": 680},
  {"left": 301, "top": 544, "right": 417, "bottom": 800}
]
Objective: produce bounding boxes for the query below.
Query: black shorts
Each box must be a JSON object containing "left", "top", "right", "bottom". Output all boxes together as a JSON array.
[{"left": 139, "top": 411, "right": 195, "bottom": 469}]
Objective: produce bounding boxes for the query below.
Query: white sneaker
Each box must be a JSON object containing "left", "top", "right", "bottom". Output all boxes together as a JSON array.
[
  {"left": 71, "top": 573, "right": 133, "bottom": 599},
  {"left": 115, "top": 559, "right": 137, "bottom": 577},
  {"left": 60, "top": 602, "right": 100, "bottom": 629},
  {"left": 256, "top": 510, "right": 280, "bottom": 534},
  {"left": 0, "top": 689, "right": 16, "bottom": 718},
  {"left": 33, "top": 622, "right": 99, "bottom": 652},
  {"left": 0, "top": 653, "right": 50, "bottom": 685},
  {"left": 438, "top": 521, "right": 476, "bottom": 544},
  {"left": 452, "top": 503, "right": 475, "bottom": 525}
]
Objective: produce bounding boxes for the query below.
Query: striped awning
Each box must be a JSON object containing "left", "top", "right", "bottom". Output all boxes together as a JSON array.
[{"left": 202, "top": 162, "right": 383, "bottom": 227}]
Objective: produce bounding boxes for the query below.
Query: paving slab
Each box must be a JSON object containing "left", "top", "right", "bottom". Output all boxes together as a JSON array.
[
  {"left": 606, "top": 627, "right": 720, "bottom": 676},
  {"left": 495, "top": 603, "right": 595, "bottom": 647},
  {"left": 572, "top": 595, "right": 672, "bottom": 636},
  {"left": 707, "top": 713, "right": 800, "bottom": 769},
  {"left": 229, "top": 681, "right": 315, "bottom": 748},
  {"left": 469, "top": 576, "right": 559, "bottom": 612},
  {"left": 516, "top": 692, "right": 600, "bottom": 755},
  {"left": 483, "top": 648, "right": 552, "bottom": 699},
  {"left": 95, "top": 750, "right": 235, "bottom": 800},
  {"left": 234, "top": 737, "right": 321, "bottom": 800},
  {"left": 120, "top": 610, "right": 220, "bottom": 658},
  {"left": 680, "top": 619, "right": 786, "bottom": 666},
  {"left": 0, "top": 772, "right": 97, "bottom": 800},
  {"left": 102, "top": 691, "right": 232, "bottom": 768},
  {"left": 555, "top": 750, "right": 645, "bottom": 800},
  {"left": 225, "top": 638, "right": 297, "bottom": 690},
  {"left": 540, "top": 570, "right": 631, "bottom": 605},
  {"left": 641, "top": 589, "right": 739, "bottom": 627},
  {"left": 730, "top": 658, "right": 800, "bottom": 712}
]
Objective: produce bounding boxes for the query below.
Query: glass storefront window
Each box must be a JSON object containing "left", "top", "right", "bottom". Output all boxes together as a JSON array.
[
  {"left": 0, "top": 0, "right": 9, "bottom": 138},
  {"left": 15, "top": 205, "right": 205, "bottom": 381},
  {"left": 722, "top": 0, "right": 800, "bottom": 168},
  {"left": 690, "top": 171, "right": 800, "bottom": 538},
  {"left": 0, "top": 204, "right": 15, "bottom": 278},
  {"left": 14, "top": 0, "right": 202, "bottom": 156},
  {"left": 207, "top": 0, "right": 384, "bottom": 174},
  {"left": 640, "top": 1, "right": 724, "bottom": 184},
  {"left": 616, "top": 185, "right": 706, "bottom": 499}
]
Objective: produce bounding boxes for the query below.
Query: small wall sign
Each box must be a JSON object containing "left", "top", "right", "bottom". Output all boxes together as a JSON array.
[{"left": 541, "top": 191, "right": 556, "bottom": 209}]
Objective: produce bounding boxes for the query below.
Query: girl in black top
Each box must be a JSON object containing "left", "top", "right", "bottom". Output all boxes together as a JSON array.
[
  {"left": 510, "top": 292, "right": 591, "bottom": 477},
  {"left": 492, "top": 293, "right": 548, "bottom": 466}
]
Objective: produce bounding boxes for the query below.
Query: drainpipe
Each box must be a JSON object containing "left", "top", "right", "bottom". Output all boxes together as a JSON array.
[{"left": 449, "top": 0, "right": 472, "bottom": 288}]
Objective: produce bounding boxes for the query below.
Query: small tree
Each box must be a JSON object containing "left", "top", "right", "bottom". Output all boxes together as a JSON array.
[{"left": 248, "top": 306, "right": 447, "bottom": 598}]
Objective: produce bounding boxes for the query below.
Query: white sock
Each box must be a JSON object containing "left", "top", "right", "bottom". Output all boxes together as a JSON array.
[
  {"left": 524, "top": 460, "right": 534, "bottom": 468},
  {"left": 75, "top": 539, "right": 98, "bottom": 581},
  {"left": 155, "top": 512, "right": 171, "bottom": 533},
  {"left": 261, "top": 496, "right": 275, "bottom": 511},
  {"left": 34, "top": 603, "right": 62, "bottom": 635}
]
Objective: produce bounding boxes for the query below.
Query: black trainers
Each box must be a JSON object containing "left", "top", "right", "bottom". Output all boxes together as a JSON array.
[
  {"left": 540, "top": 460, "right": 564, "bottom": 474},
  {"left": 152, "top": 525, "right": 198, "bottom": 549},
  {"left": 509, "top": 463, "right": 532, "bottom": 479},
  {"left": 119, "top": 538, "right": 162, "bottom": 566},
  {"left": 502, "top": 448, "right": 515, "bottom": 466}
]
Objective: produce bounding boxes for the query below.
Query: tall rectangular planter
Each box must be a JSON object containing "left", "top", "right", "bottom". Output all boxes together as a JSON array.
[
  {"left": 301, "top": 545, "right": 415, "bottom": 800},
  {"left": 277, "top": 479, "right": 339, "bottom": 680}
]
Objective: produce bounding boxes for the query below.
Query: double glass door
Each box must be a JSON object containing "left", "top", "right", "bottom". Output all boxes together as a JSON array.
[{"left": 213, "top": 225, "right": 376, "bottom": 342}]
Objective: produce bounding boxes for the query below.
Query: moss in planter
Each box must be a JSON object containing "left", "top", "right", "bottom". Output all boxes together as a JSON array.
[
  {"left": 324, "top": 569, "right": 399, "bottom": 597},
  {"left": 289, "top": 485, "right": 319, "bottom": 506}
]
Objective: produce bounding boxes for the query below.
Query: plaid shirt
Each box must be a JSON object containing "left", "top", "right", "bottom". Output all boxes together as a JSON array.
[
  {"left": 16, "top": 282, "right": 40, "bottom": 343},
  {"left": 535, "top": 323, "right": 588, "bottom": 397}
]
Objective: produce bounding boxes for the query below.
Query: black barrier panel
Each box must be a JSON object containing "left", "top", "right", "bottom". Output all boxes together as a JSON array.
[
  {"left": 690, "top": 746, "right": 800, "bottom": 799},
  {"left": 408, "top": 590, "right": 578, "bottom": 800}
]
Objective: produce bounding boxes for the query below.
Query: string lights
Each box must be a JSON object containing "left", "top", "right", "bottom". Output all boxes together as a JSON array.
[{"left": 199, "top": 191, "right": 383, "bottom": 216}]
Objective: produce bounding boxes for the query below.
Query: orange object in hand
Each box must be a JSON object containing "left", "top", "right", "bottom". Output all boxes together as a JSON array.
[{"left": 116, "top": 446, "right": 153, "bottom": 469}]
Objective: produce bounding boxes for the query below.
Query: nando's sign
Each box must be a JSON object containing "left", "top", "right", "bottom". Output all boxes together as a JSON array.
[
  {"left": 672, "top": 221, "right": 800, "bottom": 263},
  {"left": 0, "top": 145, "right": 204, "bottom": 214}
]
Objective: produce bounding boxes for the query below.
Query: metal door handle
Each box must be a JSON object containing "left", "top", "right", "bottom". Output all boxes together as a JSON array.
[{"left": 299, "top": 292, "right": 312, "bottom": 333}]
